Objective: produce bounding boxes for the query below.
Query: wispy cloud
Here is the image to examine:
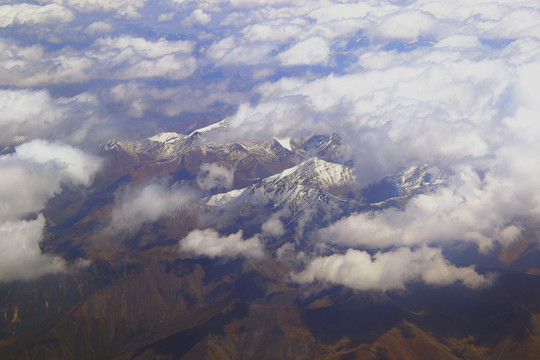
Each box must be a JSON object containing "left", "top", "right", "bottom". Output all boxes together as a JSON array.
[{"left": 105, "top": 182, "right": 195, "bottom": 237}]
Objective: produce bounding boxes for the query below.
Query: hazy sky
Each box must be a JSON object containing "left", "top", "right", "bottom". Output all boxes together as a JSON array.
[{"left": 1, "top": 0, "right": 540, "bottom": 289}]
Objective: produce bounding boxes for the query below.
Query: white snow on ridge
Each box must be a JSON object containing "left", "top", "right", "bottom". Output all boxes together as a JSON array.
[
  {"left": 264, "top": 157, "right": 354, "bottom": 190},
  {"left": 189, "top": 119, "right": 227, "bottom": 135},
  {"left": 274, "top": 137, "right": 292, "bottom": 151},
  {"left": 147, "top": 132, "right": 184, "bottom": 143},
  {"left": 206, "top": 157, "right": 354, "bottom": 209}
]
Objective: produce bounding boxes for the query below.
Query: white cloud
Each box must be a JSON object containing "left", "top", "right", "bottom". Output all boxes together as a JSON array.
[
  {"left": 182, "top": 9, "right": 211, "bottom": 27},
  {"left": 375, "top": 10, "right": 436, "bottom": 40},
  {"left": 0, "top": 89, "right": 61, "bottom": 144},
  {"left": 2, "top": 0, "right": 540, "bottom": 291},
  {"left": 16, "top": 140, "right": 102, "bottom": 186},
  {"left": 108, "top": 81, "right": 244, "bottom": 118},
  {"left": 158, "top": 12, "right": 175, "bottom": 22},
  {"left": 277, "top": 37, "right": 331, "bottom": 66},
  {"left": 292, "top": 246, "right": 492, "bottom": 291},
  {"left": 318, "top": 172, "right": 523, "bottom": 253},
  {"left": 242, "top": 23, "right": 302, "bottom": 43},
  {"left": 47, "top": 0, "right": 147, "bottom": 18},
  {"left": 92, "top": 36, "right": 197, "bottom": 80},
  {"left": 179, "top": 229, "right": 264, "bottom": 259},
  {"left": 207, "top": 36, "right": 275, "bottom": 65},
  {"left": 0, "top": 140, "right": 101, "bottom": 282},
  {"left": 0, "top": 140, "right": 102, "bottom": 221},
  {"left": 0, "top": 216, "right": 66, "bottom": 282},
  {"left": 106, "top": 182, "right": 194, "bottom": 236},
  {"left": 84, "top": 21, "right": 113, "bottom": 36},
  {"left": 94, "top": 36, "right": 194, "bottom": 58},
  {"left": 261, "top": 211, "right": 287, "bottom": 238},
  {"left": 0, "top": 4, "right": 74, "bottom": 27},
  {"left": 0, "top": 89, "right": 102, "bottom": 144},
  {"left": 0, "top": 39, "right": 93, "bottom": 87},
  {"left": 197, "top": 163, "right": 234, "bottom": 191}
]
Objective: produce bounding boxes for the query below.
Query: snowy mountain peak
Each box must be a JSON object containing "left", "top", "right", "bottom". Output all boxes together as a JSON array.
[
  {"left": 206, "top": 157, "right": 355, "bottom": 213},
  {"left": 394, "top": 164, "right": 445, "bottom": 196},
  {"left": 189, "top": 119, "right": 227, "bottom": 136},
  {"left": 264, "top": 157, "right": 354, "bottom": 190},
  {"left": 147, "top": 132, "right": 185, "bottom": 144}
]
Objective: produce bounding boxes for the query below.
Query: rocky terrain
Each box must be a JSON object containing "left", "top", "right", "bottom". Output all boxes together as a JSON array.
[{"left": 1, "top": 120, "right": 540, "bottom": 360}]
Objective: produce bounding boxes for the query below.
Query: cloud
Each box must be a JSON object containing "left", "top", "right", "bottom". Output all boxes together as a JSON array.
[
  {"left": 0, "top": 140, "right": 102, "bottom": 221},
  {"left": 0, "top": 35, "right": 197, "bottom": 87},
  {"left": 197, "top": 163, "right": 234, "bottom": 191},
  {"left": 91, "top": 36, "right": 197, "bottom": 80},
  {"left": 292, "top": 246, "right": 492, "bottom": 291},
  {"left": 0, "top": 89, "right": 105, "bottom": 144},
  {"left": 375, "top": 10, "right": 436, "bottom": 40},
  {"left": 0, "top": 40, "right": 93, "bottom": 87},
  {"left": 318, "top": 167, "right": 523, "bottom": 253},
  {"left": 108, "top": 80, "right": 244, "bottom": 118},
  {"left": 277, "top": 37, "right": 331, "bottom": 66},
  {"left": 0, "top": 3, "right": 75, "bottom": 27},
  {"left": 105, "top": 182, "right": 195, "bottom": 237},
  {"left": 84, "top": 21, "right": 113, "bottom": 36},
  {"left": 0, "top": 89, "right": 62, "bottom": 144},
  {"left": 261, "top": 210, "right": 287, "bottom": 238},
  {"left": 47, "top": 0, "right": 147, "bottom": 18},
  {"left": 179, "top": 229, "right": 264, "bottom": 259},
  {"left": 158, "top": 12, "right": 175, "bottom": 22},
  {"left": 0, "top": 216, "right": 66, "bottom": 282},
  {"left": 16, "top": 140, "right": 102, "bottom": 186},
  {"left": 0, "top": 140, "right": 102, "bottom": 282},
  {"left": 207, "top": 36, "right": 275, "bottom": 66},
  {"left": 2, "top": 0, "right": 540, "bottom": 293},
  {"left": 182, "top": 9, "right": 211, "bottom": 27}
]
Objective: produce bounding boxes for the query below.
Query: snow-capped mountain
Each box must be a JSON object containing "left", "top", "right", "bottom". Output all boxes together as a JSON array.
[
  {"left": 206, "top": 157, "right": 356, "bottom": 217},
  {"left": 103, "top": 121, "right": 446, "bottom": 224},
  {"left": 362, "top": 164, "right": 446, "bottom": 205},
  {"left": 104, "top": 119, "right": 291, "bottom": 164}
]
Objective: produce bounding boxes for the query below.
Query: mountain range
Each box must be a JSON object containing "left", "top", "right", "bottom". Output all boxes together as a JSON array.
[{"left": 1, "top": 120, "right": 540, "bottom": 359}]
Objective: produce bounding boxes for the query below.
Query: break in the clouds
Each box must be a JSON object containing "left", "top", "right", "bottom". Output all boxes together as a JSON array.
[
  {"left": 0, "top": 140, "right": 101, "bottom": 281},
  {"left": 179, "top": 229, "right": 264, "bottom": 259}
]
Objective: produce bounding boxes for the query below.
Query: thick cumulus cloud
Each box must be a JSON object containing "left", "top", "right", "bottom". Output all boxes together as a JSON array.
[
  {"left": 106, "top": 182, "right": 195, "bottom": 237},
  {"left": 0, "top": 140, "right": 102, "bottom": 281},
  {"left": 292, "top": 246, "right": 492, "bottom": 291},
  {"left": 179, "top": 229, "right": 264, "bottom": 259}
]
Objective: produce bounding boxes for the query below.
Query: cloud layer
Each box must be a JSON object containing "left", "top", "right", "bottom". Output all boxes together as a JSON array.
[{"left": 3, "top": 0, "right": 540, "bottom": 291}]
